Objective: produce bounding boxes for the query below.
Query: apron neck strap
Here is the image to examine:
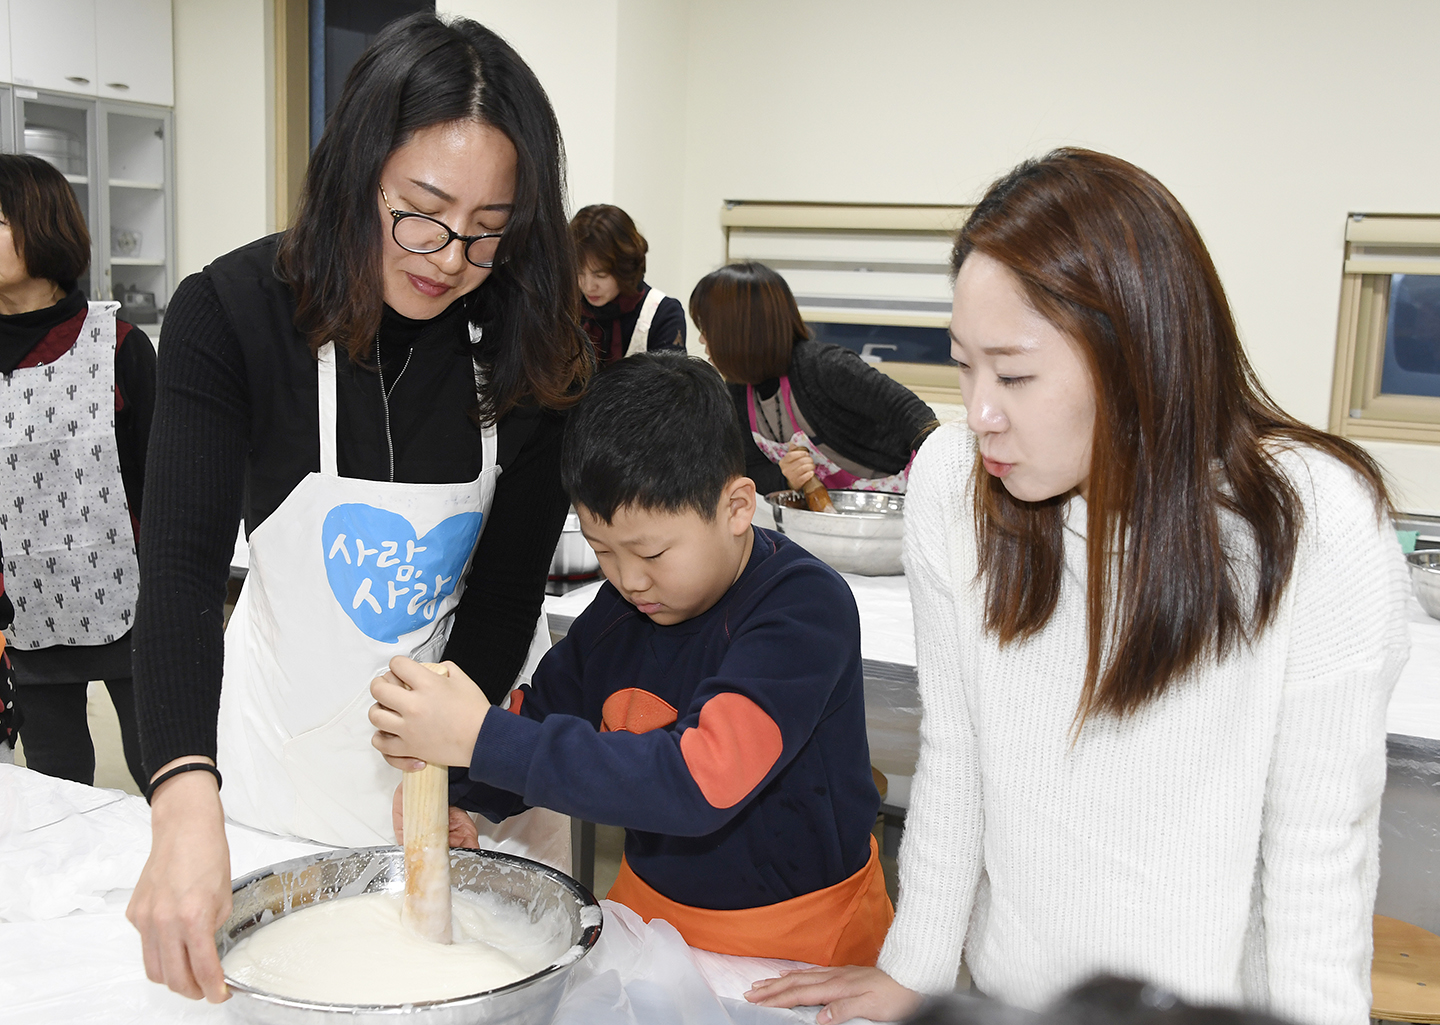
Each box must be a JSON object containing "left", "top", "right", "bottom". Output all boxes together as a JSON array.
[
  {"left": 315, "top": 335, "right": 496, "bottom": 477},
  {"left": 317, "top": 342, "right": 339, "bottom": 476}
]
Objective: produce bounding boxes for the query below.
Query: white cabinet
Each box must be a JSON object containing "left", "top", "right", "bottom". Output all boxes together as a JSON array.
[
  {"left": 96, "top": 0, "right": 173, "bottom": 107},
  {"left": 9, "top": 0, "right": 172, "bottom": 106},
  {"left": 10, "top": 0, "right": 98, "bottom": 96}
]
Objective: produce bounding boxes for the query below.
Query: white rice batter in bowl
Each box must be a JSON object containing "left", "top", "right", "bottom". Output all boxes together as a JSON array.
[{"left": 217, "top": 846, "right": 602, "bottom": 1024}]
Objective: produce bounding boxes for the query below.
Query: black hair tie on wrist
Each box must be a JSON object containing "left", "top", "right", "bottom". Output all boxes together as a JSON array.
[{"left": 145, "top": 762, "right": 223, "bottom": 804}]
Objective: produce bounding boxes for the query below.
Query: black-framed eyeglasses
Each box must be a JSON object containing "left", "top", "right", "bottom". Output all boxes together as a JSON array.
[{"left": 380, "top": 184, "right": 505, "bottom": 268}]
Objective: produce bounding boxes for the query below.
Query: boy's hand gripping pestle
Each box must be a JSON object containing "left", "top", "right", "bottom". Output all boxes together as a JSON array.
[{"left": 401, "top": 662, "right": 453, "bottom": 943}]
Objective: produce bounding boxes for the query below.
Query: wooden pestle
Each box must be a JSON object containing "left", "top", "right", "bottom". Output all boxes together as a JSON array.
[
  {"left": 401, "top": 662, "right": 453, "bottom": 944},
  {"left": 787, "top": 442, "right": 837, "bottom": 513},
  {"left": 801, "top": 476, "right": 837, "bottom": 513}
]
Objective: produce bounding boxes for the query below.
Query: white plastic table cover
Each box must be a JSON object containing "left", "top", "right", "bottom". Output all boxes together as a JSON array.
[{"left": 0, "top": 766, "right": 888, "bottom": 1025}]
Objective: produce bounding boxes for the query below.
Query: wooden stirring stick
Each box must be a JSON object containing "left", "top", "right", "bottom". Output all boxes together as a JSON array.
[
  {"left": 800, "top": 476, "right": 836, "bottom": 513},
  {"left": 787, "top": 443, "right": 837, "bottom": 513},
  {"left": 401, "top": 661, "right": 453, "bottom": 944}
]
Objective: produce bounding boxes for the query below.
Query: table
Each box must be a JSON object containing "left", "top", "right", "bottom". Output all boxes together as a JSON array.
[{"left": 0, "top": 765, "right": 832, "bottom": 1025}]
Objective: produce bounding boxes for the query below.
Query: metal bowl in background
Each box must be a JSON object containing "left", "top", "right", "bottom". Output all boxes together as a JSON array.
[
  {"left": 766, "top": 489, "right": 905, "bottom": 576},
  {"left": 1409, "top": 550, "right": 1440, "bottom": 621},
  {"left": 219, "top": 846, "right": 603, "bottom": 1025},
  {"left": 24, "top": 125, "right": 83, "bottom": 175},
  {"left": 549, "top": 507, "right": 599, "bottom": 580}
]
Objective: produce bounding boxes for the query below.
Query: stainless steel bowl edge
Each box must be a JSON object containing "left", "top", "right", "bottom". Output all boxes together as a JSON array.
[
  {"left": 549, "top": 508, "right": 600, "bottom": 579},
  {"left": 1408, "top": 550, "right": 1440, "bottom": 621},
  {"left": 218, "top": 846, "right": 603, "bottom": 1025},
  {"left": 765, "top": 489, "right": 905, "bottom": 576}
]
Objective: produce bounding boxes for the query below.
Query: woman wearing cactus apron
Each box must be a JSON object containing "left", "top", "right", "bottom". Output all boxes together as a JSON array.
[
  {"left": 125, "top": 16, "right": 591, "bottom": 1003},
  {"left": 0, "top": 153, "right": 155, "bottom": 791}
]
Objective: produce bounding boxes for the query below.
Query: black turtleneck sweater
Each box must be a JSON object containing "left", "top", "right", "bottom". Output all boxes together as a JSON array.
[
  {"left": 580, "top": 282, "right": 686, "bottom": 366},
  {"left": 0, "top": 287, "right": 155, "bottom": 683},
  {"left": 131, "top": 235, "right": 571, "bottom": 775}
]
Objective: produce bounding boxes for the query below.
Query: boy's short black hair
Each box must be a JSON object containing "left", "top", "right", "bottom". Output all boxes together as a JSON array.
[{"left": 562, "top": 352, "right": 746, "bottom": 523}]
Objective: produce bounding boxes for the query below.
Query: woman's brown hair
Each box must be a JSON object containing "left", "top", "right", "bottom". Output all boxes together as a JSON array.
[
  {"left": 957, "top": 148, "right": 1390, "bottom": 723},
  {"left": 689, "top": 262, "right": 810, "bottom": 384},
  {"left": 276, "top": 15, "right": 590, "bottom": 422},
  {"left": 0, "top": 154, "right": 90, "bottom": 291},
  {"left": 571, "top": 204, "right": 647, "bottom": 295}
]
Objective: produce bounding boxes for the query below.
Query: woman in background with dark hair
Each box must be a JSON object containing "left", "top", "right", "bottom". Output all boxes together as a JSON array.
[
  {"left": 0, "top": 153, "right": 154, "bottom": 791},
  {"left": 125, "top": 14, "right": 589, "bottom": 1002},
  {"left": 572, "top": 203, "right": 685, "bottom": 365},
  {"left": 749, "top": 150, "right": 1410, "bottom": 1024},
  {"left": 691, "top": 261, "right": 935, "bottom": 497}
]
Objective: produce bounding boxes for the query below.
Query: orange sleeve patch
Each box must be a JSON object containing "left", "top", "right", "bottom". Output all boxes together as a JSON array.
[
  {"left": 679, "top": 692, "right": 784, "bottom": 809},
  {"left": 601, "top": 688, "right": 679, "bottom": 734}
]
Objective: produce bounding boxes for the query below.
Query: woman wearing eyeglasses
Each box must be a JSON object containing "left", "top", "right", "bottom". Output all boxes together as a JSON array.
[{"left": 125, "top": 16, "right": 590, "bottom": 1003}]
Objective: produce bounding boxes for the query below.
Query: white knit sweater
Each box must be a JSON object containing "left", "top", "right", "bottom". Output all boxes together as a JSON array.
[{"left": 878, "top": 422, "right": 1412, "bottom": 1025}]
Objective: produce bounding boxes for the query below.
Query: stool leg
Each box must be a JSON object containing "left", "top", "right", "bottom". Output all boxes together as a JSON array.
[
  {"left": 883, "top": 810, "right": 905, "bottom": 857},
  {"left": 570, "top": 818, "right": 596, "bottom": 892}
]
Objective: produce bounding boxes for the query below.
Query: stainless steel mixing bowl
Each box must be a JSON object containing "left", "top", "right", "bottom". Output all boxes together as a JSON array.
[
  {"left": 766, "top": 489, "right": 905, "bottom": 576},
  {"left": 1409, "top": 550, "right": 1440, "bottom": 621},
  {"left": 218, "top": 846, "right": 603, "bottom": 1025},
  {"left": 549, "top": 507, "right": 600, "bottom": 580}
]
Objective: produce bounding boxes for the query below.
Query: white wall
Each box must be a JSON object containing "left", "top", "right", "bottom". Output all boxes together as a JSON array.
[
  {"left": 611, "top": 0, "right": 689, "bottom": 299},
  {"left": 672, "top": 0, "right": 1440, "bottom": 511},
  {"left": 439, "top": 0, "right": 690, "bottom": 299},
  {"left": 172, "top": 0, "right": 270, "bottom": 278},
  {"left": 438, "top": 0, "right": 619, "bottom": 215}
]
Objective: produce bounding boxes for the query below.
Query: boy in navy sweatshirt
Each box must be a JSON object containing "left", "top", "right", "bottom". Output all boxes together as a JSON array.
[{"left": 369, "top": 353, "right": 891, "bottom": 966}]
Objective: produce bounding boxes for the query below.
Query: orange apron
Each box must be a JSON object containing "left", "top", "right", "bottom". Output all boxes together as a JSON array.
[{"left": 607, "top": 835, "right": 894, "bottom": 966}]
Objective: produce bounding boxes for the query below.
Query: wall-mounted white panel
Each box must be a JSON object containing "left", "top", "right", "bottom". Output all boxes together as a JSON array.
[
  {"left": 97, "top": 0, "right": 174, "bottom": 107},
  {"left": 11, "top": 0, "right": 98, "bottom": 96}
]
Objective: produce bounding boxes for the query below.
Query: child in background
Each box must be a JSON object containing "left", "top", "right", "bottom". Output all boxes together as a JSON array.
[{"left": 370, "top": 352, "right": 893, "bottom": 966}]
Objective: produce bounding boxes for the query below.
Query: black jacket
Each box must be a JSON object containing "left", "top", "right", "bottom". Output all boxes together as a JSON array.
[{"left": 732, "top": 339, "right": 936, "bottom": 495}]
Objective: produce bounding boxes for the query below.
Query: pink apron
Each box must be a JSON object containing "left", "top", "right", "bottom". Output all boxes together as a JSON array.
[{"left": 746, "top": 378, "right": 910, "bottom": 494}]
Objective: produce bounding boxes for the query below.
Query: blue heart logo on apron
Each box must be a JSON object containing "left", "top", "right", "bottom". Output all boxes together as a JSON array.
[{"left": 321, "top": 504, "right": 483, "bottom": 643}]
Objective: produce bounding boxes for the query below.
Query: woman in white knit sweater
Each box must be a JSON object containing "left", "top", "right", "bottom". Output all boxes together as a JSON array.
[{"left": 748, "top": 149, "right": 1411, "bottom": 1025}]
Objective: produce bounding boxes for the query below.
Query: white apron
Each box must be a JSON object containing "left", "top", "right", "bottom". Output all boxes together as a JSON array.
[
  {"left": 625, "top": 287, "right": 666, "bottom": 356},
  {"left": 0, "top": 302, "right": 139, "bottom": 649},
  {"left": 217, "top": 341, "right": 569, "bottom": 870}
]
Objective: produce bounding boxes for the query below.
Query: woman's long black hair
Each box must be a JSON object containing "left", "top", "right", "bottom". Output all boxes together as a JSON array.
[{"left": 276, "top": 13, "right": 591, "bottom": 420}]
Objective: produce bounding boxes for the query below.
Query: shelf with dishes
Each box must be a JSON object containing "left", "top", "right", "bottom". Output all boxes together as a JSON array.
[{"left": 12, "top": 91, "right": 174, "bottom": 334}]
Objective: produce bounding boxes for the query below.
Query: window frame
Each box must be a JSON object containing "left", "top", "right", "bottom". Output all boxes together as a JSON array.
[
  {"left": 1329, "top": 214, "right": 1440, "bottom": 445},
  {"left": 720, "top": 201, "right": 971, "bottom": 406}
]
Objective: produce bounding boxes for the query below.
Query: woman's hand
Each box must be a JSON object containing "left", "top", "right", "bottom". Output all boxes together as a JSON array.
[
  {"left": 779, "top": 444, "right": 817, "bottom": 490},
  {"left": 369, "top": 657, "right": 489, "bottom": 769},
  {"left": 745, "top": 965, "right": 922, "bottom": 1024},
  {"left": 390, "top": 781, "right": 482, "bottom": 848},
  {"left": 125, "top": 761, "right": 233, "bottom": 1003}
]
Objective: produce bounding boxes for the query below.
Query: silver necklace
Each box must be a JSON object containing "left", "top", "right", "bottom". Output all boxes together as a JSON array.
[{"left": 374, "top": 333, "right": 414, "bottom": 483}]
